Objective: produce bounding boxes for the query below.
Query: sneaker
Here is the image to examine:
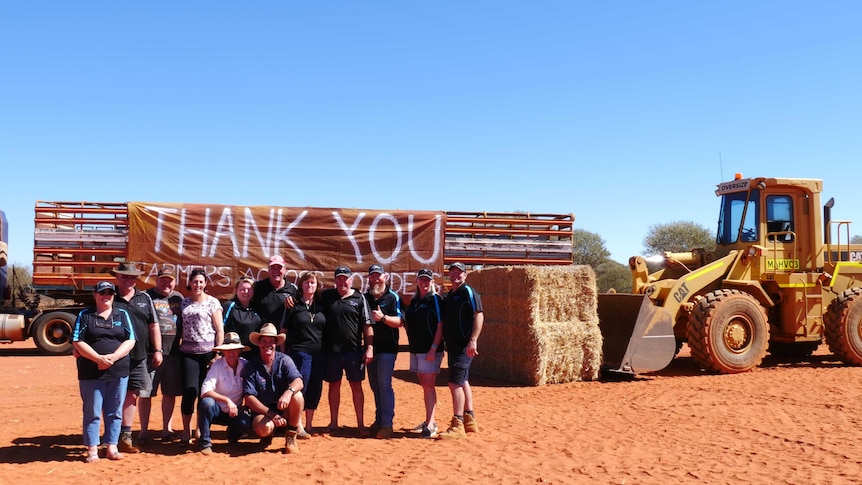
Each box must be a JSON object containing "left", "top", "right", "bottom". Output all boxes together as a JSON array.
[
  {"left": 284, "top": 430, "right": 299, "bottom": 454},
  {"left": 436, "top": 416, "right": 466, "bottom": 440},
  {"left": 375, "top": 426, "right": 393, "bottom": 439},
  {"left": 420, "top": 422, "right": 438, "bottom": 439},
  {"left": 118, "top": 434, "right": 141, "bottom": 453},
  {"left": 199, "top": 446, "right": 213, "bottom": 456},
  {"left": 407, "top": 422, "right": 426, "bottom": 433},
  {"left": 296, "top": 428, "right": 311, "bottom": 440},
  {"left": 464, "top": 412, "right": 479, "bottom": 433}
]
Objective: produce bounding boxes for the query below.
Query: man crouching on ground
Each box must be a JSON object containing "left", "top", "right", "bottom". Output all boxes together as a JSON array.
[{"left": 242, "top": 323, "right": 305, "bottom": 454}]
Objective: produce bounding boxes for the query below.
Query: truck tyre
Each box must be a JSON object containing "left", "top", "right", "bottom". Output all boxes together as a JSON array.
[
  {"left": 32, "top": 311, "right": 75, "bottom": 355},
  {"left": 688, "top": 289, "right": 769, "bottom": 374},
  {"left": 825, "top": 287, "right": 862, "bottom": 366}
]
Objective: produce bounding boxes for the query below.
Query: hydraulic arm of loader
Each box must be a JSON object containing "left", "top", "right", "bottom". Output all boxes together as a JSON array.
[{"left": 598, "top": 252, "right": 739, "bottom": 376}]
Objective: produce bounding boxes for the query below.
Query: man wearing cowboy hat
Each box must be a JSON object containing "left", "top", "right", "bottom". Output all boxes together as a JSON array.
[
  {"left": 198, "top": 332, "right": 253, "bottom": 455},
  {"left": 241, "top": 323, "right": 304, "bottom": 454},
  {"left": 111, "top": 261, "right": 161, "bottom": 453}
]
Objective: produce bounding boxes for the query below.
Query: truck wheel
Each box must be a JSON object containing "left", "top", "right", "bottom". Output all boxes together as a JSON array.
[
  {"left": 687, "top": 289, "right": 769, "bottom": 373},
  {"left": 825, "top": 287, "right": 862, "bottom": 366},
  {"left": 32, "top": 311, "right": 75, "bottom": 355}
]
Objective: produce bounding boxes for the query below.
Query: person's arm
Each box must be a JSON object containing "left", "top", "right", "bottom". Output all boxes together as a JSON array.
[
  {"left": 146, "top": 296, "right": 163, "bottom": 367},
  {"left": 211, "top": 302, "right": 224, "bottom": 351},
  {"left": 426, "top": 320, "right": 444, "bottom": 361},
  {"left": 276, "top": 376, "right": 304, "bottom": 410},
  {"left": 466, "top": 311, "right": 484, "bottom": 358}
]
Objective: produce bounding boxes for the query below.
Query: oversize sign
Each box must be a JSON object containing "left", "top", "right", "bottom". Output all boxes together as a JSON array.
[{"left": 127, "top": 202, "right": 445, "bottom": 299}]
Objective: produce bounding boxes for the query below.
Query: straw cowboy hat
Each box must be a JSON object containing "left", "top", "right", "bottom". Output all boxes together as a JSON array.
[
  {"left": 249, "top": 323, "right": 286, "bottom": 346},
  {"left": 213, "top": 332, "right": 250, "bottom": 352},
  {"left": 111, "top": 261, "right": 144, "bottom": 276}
]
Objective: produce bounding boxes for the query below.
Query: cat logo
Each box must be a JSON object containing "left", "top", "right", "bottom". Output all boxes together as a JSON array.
[{"left": 766, "top": 259, "right": 799, "bottom": 270}]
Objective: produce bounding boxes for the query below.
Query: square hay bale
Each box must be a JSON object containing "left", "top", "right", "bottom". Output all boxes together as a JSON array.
[{"left": 465, "top": 265, "right": 602, "bottom": 385}]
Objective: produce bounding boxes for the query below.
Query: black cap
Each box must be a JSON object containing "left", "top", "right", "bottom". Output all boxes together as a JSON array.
[
  {"left": 334, "top": 266, "right": 352, "bottom": 277},
  {"left": 417, "top": 268, "right": 434, "bottom": 279},
  {"left": 449, "top": 262, "right": 467, "bottom": 272},
  {"left": 94, "top": 281, "right": 116, "bottom": 293},
  {"left": 368, "top": 264, "right": 384, "bottom": 275}
]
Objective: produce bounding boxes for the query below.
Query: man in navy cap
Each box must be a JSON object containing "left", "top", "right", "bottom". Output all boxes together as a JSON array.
[
  {"left": 437, "top": 262, "right": 484, "bottom": 440},
  {"left": 364, "top": 264, "right": 403, "bottom": 439},
  {"left": 321, "top": 266, "right": 373, "bottom": 436}
]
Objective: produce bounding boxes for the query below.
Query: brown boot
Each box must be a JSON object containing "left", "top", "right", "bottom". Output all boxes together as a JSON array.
[
  {"left": 464, "top": 412, "right": 479, "bottom": 433},
  {"left": 118, "top": 433, "right": 141, "bottom": 454},
  {"left": 436, "top": 416, "right": 466, "bottom": 440},
  {"left": 284, "top": 429, "right": 299, "bottom": 454}
]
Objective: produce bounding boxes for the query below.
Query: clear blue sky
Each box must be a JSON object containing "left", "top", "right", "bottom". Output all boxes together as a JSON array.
[{"left": 2, "top": 1, "right": 861, "bottom": 268}]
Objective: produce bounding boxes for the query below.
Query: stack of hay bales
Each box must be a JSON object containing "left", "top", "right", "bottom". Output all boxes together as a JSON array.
[{"left": 465, "top": 265, "right": 602, "bottom": 385}]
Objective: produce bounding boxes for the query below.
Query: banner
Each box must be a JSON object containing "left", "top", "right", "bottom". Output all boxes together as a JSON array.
[{"left": 127, "top": 202, "right": 445, "bottom": 299}]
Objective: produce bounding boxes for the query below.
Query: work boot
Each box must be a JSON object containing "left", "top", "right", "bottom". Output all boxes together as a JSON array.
[
  {"left": 118, "top": 432, "right": 141, "bottom": 453},
  {"left": 375, "top": 426, "right": 393, "bottom": 439},
  {"left": 464, "top": 412, "right": 479, "bottom": 433},
  {"left": 284, "top": 429, "right": 299, "bottom": 454},
  {"left": 436, "top": 416, "right": 466, "bottom": 440}
]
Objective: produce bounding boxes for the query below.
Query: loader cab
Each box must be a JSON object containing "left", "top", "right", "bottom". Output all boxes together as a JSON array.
[{"left": 715, "top": 176, "right": 822, "bottom": 271}]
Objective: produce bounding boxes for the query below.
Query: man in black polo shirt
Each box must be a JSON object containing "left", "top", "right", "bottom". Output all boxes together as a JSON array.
[
  {"left": 364, "top": 264, "right": 403, "bottom": 439},
  {"left": 252, "top": 255, "right": 298, "bottom": 329},
  {"left": 322, "top": 266, "right": 373, "bottom": 436},
  {"left": 112, "top": 261, "right": 160, "bottom": 452},
  {"left": 437, "top": 262, "right": 484, "bottom": 440}
]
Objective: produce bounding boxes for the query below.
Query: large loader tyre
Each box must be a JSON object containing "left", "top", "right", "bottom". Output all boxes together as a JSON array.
[
  {"left": 825, "top": 288, "right": 862, "bottom": 366},
  {"left": 32, "top": 311, "right": 75, "bottom": 355},
  {"left": 687, "top": 289, "right": 769, "bottom": 374}
]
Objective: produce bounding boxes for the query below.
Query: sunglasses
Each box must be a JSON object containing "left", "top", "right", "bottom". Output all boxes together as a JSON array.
[{"left": 97, "top": 290, "right": 115, "bottom": 296}]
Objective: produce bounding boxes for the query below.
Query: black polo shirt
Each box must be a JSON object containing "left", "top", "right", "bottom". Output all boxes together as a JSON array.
[
  {"left": 365, "top": 287, "right": 402, "bottom": 354},
  {"left": 252, "top": 278, "right": 298, "bottom": 326},
  {"left": 322, "top": 288, "right": 371, "bottom": 353},
  {"left": 72, "top": 307, "right": 135, "bottom": 380},
  {"left": 405, "top": 292, "right": 445, "bottom": 354},
  {"left": 443, "top": 284, "right": 483, "bottom": 351},
  {"left": 115, "top": 288, "right": 158, "bottom": 362}
]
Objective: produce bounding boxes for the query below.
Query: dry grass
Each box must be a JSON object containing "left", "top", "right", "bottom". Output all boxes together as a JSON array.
[{"left": 466, "top": 265, "right": 602, "bottom": 385}]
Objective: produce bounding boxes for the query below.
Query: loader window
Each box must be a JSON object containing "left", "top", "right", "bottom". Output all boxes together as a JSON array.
[
  {"left": 766, "top": 195, "right": 794, "bottom": 243},
  {"left": 717, "top": 190, "right": 759, "bottom": 245}
]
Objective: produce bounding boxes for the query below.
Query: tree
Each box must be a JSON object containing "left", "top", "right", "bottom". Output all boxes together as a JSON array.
[
  {"left": 852, "top": 235, "right": 862, "bottom": 244},
  {"left": 596, "top": 259, "right": 632, "bottom": 293},
  {"left": 643, "top": 220, "right": 715, "bottom": 255},
  {"left": 572, "top": 229, "right": 610, "bottom": 268}
]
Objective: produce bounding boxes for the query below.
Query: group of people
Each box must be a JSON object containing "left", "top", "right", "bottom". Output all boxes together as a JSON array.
[{"left": 71, "top": 257, "right": 484, "bottom": 462}]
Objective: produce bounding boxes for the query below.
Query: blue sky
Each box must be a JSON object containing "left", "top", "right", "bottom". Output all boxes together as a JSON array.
[{"left": 2, "top": 1, "right": 861, "bottom": 268}]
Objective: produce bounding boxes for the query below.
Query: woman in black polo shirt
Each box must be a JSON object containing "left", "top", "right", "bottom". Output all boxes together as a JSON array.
[{"left": 72, "top": 281, "right": 136, "bottom": 463}]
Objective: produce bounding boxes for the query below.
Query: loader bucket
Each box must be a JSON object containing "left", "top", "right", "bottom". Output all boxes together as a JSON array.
[{"left": 597, "top": 293, "right": 677, "bottom": 376}]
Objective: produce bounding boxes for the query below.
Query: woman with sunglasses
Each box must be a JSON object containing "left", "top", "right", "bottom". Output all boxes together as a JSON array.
[{"left": 71, "top": 281, "right": 136, "bottom": 463}]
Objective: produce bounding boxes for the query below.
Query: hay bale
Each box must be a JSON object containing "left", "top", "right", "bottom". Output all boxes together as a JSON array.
[{"left": 465, "top": 265, "right": 602, "bottom": 385}]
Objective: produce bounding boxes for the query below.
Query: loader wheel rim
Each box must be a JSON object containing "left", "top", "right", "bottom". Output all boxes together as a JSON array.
[{"left": 723, "top": 317, "right": 753, "bottom": 353}]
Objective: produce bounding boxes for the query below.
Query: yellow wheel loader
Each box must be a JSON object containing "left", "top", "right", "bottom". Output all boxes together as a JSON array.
[{"left": 599, "top": 176, "right": 862, "bottom": 375}]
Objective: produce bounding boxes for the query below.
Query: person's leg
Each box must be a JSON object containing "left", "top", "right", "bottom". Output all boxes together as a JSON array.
[
  {"left": 138, "top": 364, "right": 158, "bottom": 441},
  {"left": 288, "top": 351, "right": 312, "bottom": 437},
  {"left": 79, "top": 379, "right": 103, "bottom": 448},
  {"left": 227, "top": 411, "right": 251, "bottom": 444},
  {"left": 348, "top": 380, "right": 366, "bottom": 431},
  {"left": 197, "top": 397, "right": 221, "bottom": 449},
  {"left": 366, "top": 357, "right": 381, "bottom": 428},
  {"left": 161, "top": 395, "right": 177, "bottom": 438},
  {"left": 418, "top": 372, "right": 438, "bottom": 427},
  {"left": 179, "top": 352, "right": 200, "bottom": 442},
  {"left": 104, "top": 376, "right": 129, "bottom": 459},
  {"left": 376, "top": 352, "right": 397, "bottom": 437},
  {"left": 323, "top": 352, "right": 343, "bottom": 430},
  {"left": 160, "top": 354, "right": 182, "bottom": 438}
]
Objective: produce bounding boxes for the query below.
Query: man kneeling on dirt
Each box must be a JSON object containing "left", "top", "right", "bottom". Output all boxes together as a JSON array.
[{"left": 242, "top": 323, "right": 304, "bottom": 454}]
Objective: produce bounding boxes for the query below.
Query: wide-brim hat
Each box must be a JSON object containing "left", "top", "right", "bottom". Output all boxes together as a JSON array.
[
  {"left": 214, "top": 332, "right": 250, "bottom": 352},
  {"left": 249, "top": 323, "right": 286, "bottom": 346},
  {"left": 111, "top": 261, "right": 144, "bottom": 276}
]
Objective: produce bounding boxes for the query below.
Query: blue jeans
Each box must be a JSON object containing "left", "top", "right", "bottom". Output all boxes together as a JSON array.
[
  {"left": 197, "top": 397, "right": 251, "bottom": 448},
  {"left": 79, "top": 376, "right": 129, "bottom": 446},
  {"left": 287, "top": 350, "right": 325, "bottom": 410},
  {"left": 367, "top": 352, "right": 397, "bottom": 427}
]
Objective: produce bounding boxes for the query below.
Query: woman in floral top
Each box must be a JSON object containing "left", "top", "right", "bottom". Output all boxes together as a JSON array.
[{"left": 178, "top": 268, "right": 224, "bottom": 445}]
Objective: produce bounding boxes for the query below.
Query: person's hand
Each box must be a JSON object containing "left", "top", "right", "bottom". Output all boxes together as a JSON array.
[
  {"left": 425, "top": 350, "right": 436, "bottom": 362},
  {"left": 152, "top": 351, "right": 164, "bottom": 368},
  {"left": 271, "top": 413, "right": 286, "bottom": 427},
  {"left": 364, "top": 347, "right": 374, "bottom": 365},
  {"left": 277, "top": 392, "right": 291, "bottom": 410},
  {"left": 466, "top": 339, "right": 479, "bottom": 358},
  {"left": 372, "top": 306, "right": 384, "bottom": 323},
  {"left": 96, "top": 354, "right": 114, "bottom": 370},
  {"left": 284, "top": 295, "right": 295, "bottom": 309},
  {"left": 227, "top": 401, "right": 238, "bottom": 417}
]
